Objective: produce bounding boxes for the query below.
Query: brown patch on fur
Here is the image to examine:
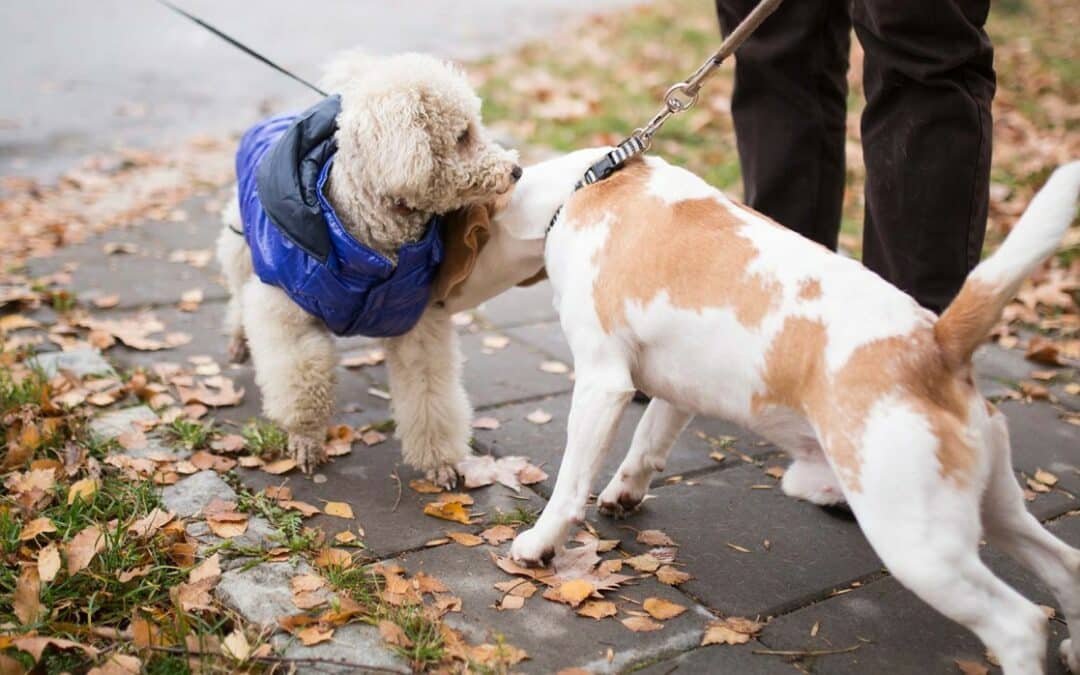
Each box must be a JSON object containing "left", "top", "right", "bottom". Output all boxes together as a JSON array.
[
  {"left": 753, "top": 320, "right": 978, "bottom": 492},
  {"left": 934, "top": 278, "right": 1002, "bottom": 367},
  {"left": 798, "top": 279, "right": 822, "bottom": 301},
  {"left": 432, "top": 204, "right": 491, "bottom": 303},
  {"left": 564, "top": 161, "right": 780, "bottom": 333}
]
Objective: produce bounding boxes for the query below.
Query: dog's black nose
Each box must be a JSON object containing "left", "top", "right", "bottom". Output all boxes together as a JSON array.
[{"left": 510, "top": 165, "right": 523, "bottom": 182}]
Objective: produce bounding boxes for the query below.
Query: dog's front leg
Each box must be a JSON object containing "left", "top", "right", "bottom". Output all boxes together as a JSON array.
[
  {"left": 384, "top": 307, "right": 472, "bottom": 488},
  {"left": 242, "top": 280, "right": 336, "bottom": 473},
  {"left": 511, "top": 370, "right": 634, "bottom": 566}
]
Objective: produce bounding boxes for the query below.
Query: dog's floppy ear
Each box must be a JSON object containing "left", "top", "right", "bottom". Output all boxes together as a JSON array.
[{"left": 432, "top": 203, "right": 492, "bottom": 303}]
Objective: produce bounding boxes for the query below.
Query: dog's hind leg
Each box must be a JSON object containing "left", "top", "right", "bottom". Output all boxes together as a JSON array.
[
  {"left": 383, "top": 307, "right": 471, "bottom": 488},
  {"left": 981, "top": 409, "right": 1080, "bottom": 672},
  {"left": 845, "top": 402, "right": 1048, "bottom": 675},
  {"left": 242, "top": 279, "right": 336, "bottom": 473},
  {"left": 597, "top": 398, "right": 691, "bottom": 518},
  {"left": 215, "top": 192, "right": 252, "bottom": 363}
]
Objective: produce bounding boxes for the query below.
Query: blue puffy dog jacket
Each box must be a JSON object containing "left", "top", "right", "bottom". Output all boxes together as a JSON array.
[{"left": 237, "top": 95, "right": 444, "bottom": 337}]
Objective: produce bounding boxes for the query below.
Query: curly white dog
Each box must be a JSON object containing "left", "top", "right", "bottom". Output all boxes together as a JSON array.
[{"left": 216, "top": 51, "right": 521, "bottom": 485}]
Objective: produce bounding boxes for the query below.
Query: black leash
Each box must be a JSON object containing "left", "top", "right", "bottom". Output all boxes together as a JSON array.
[{"left": 156, "top": 0, "right": 328, "bottom": 98}]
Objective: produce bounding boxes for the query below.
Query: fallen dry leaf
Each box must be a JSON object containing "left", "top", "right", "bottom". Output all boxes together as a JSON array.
[
  {"left": 37, "top": 542, "right": 61, "bottom": 582},
  {"left": 577, "top": 600, "right": 618, "bottom": 620},
  {"left": 409, "top": 478, "right": 444, "bottom": 494},
  {"left": 19, "top": 516, "right": 56, "bottom": 541},
  {"left": 636, "top": 529, "right": 676, "bottom": 547},
  {"left": 379, "top": 620, "right": 414, "bottom": 648},
  {"left": 179, "top": 288, "right": 204, "bottom": 312},
  {"left": 65, "top": 525, "right": 105, "bottom": 574},
  {"left": 128, "top": 507, "right": 175, "bottom": 538},
  {"left": 656, "top": 565, "right": 692, "bottom": 586},
  {"left": 702, "top": 617, "right": 763, "bottom": 646},
  {"left": 424, "top": 500, "right": 473, "bottom": 525},
  {"left": 15, "top": 565, "right": 44, "bottom": 624},
  {"left": 472, "top": 416, "right": 501, "bottom": 430},
  {"left": 323, "top": 501, "right": 354, "bottom": 519},
  {"left": 539, "top": 360, "right": 570, "bottom": 374},
  {"left": 643, "top": 597, "right": 687, "bottom": 620},
  {"left": 955, "top": 659, "right": 990, "bottom": 675},
  {"left": 498, "top": 594, "right": 526, "bottom": 610},
  {"left": 189, "top": 554, "right": 222, "bottom": 584},
  {"left": 456, "top": 454, "right": 547, "bottom": 492},
  {"left": 1034, "top": 468, "right": 1058, "bottom": 486},
  {"left": 175, "top": 577, "right": 217, "bottom": 612},
  {"left": 221, "top": 629, "right": 251, "bottom": 662},
  {"left": 262, "top": 458, "right": 298, "bottom": 475},
  {"left": 87, "top": 653, "right": 142, "bottom": 674},
  {"left": 341, "top": 348, "right": 385, "bottom": 368},
  {"left": 625, "top": 553, "right": 661, "bottom": 573},
  {"left": 297, "top": 625, "right": 334, "bottom": 646},
  {"left": 526, "top": 408, "right": 553, "bottom": 425},
  {"left": 92, "top": 294, "right": 120, "bottom": 309},
  {"left": 480, "top": 524, "right": 516, "bottom": 545},
  {"left": 482, "top": 335, "right": 510, "bottom": 350},
  {"left": 621, "top": 616, "right": 663, "bottom": 632},
  {"left": 11, "top": 635, "right": 97, "bottom": 662},
  {"left": 315, "top": 547, "right": 353, "bottom": 569},
  {"left": 553, "top": 579, "right": 595, "bottom": 607},
  {"left": 448, "top": 531, "right": 485, "bottom": 547}
]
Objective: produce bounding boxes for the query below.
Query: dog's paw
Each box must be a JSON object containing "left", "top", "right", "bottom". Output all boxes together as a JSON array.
[
  {"left": 510, "top": 527, "right": 557, "bottom": 568},
  {"left": 1062, "top": 639, "right": 1078, "bottom": 673},
  {"left": 228, "top": 334, "right": 250, "bottom": 364},
  {"left": 288, "top": 434, "right": 326, "bottom": 474},
  {"left": 597, "top": 475, "right": 646, "bottom": 518},
  {"left": 426, "top": 464, "right": 459, "bottom": 490}
]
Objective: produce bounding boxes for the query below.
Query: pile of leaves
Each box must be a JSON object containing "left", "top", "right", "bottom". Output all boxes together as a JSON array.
[
  {"left": 0, "top": 136, "right": 233, "bottom": 272},
  {"left": 0, "top": 354, "right": 260, "bottom": 673}
]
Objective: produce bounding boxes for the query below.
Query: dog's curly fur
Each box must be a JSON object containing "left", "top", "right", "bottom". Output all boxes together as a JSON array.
[{"left": 216, "top": 51, "right": 520, "bottom": 481}]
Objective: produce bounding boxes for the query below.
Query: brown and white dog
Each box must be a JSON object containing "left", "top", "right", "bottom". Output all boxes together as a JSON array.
[{"left": 491, "top": 149, "right": 1080, "bottom": 675}]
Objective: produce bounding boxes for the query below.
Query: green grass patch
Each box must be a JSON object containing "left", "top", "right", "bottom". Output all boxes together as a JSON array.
[
  {"left": 241, "top": 419, "right": 288, "bottom": 459},
  {"left": 487, "top": 506, "right": 539, "bottom": 528}
]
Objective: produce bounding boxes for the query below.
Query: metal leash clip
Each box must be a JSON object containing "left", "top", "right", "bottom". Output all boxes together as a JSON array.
[{"left": 580, "top": 0, "right": 784, "bottom": 187}]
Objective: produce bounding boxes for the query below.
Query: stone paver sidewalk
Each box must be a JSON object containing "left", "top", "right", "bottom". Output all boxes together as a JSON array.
[{"left": 26, "top": 193, "right": 1080, "bottom": 674}]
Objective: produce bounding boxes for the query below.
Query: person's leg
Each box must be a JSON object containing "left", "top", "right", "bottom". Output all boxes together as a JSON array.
[
  {"left": 715, "top": 0, "right": 851, "bottom": 249},
  {"left": 854, "top": 0, "right": 995, "bottom": 313}
]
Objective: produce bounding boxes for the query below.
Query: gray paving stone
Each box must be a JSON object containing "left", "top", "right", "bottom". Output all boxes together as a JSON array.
[
  {"left": 998, "top": 400, "right": 1080, "bottom": 510},
  {"left": 186, "top": 516, "right": 278, "bottom": 561},
  {"left": 476, "top": 393, "right": 778, "bottom": 498},
  {"left": 474, "top": 281, "right": 557, "bottom": 328},
  {"left": 217, "top": 559, "right": 315, "bottom": 630},
  {"left": 89, "top": 404, "right": 191, "bottom": 459},
  {"left": 161, "top": 470, "right": 237, "bottom": 518},
  {"left": 752, "top": 513, "right": 1080, "bottom": 674},
  {"left": 273, "top": 623, "right": 409, "bottom": 674},
  {"left": 238, "top": 439, "right": 548, "bottom": 559},
  {"left": 30, "top": 348, "right": 115, "bottom": 378},
  {"left": 608, "top": 464, "right": 883, "bottom": 618},
  {"left": 634, "top": 645, "right": 791, "bottom": 674},
  {"left": 395, "top": 539, "right": 713, "bottom": 674},
  {"left": 504, "top": 320, "right": 573, "bottom": 364},
  {"left": 975, "top": 342, "right": 1079, "bottom": 410},
  {"left": 90, "top": 405, "right": 158, "bottom": 437},
  {"left": 28, "top": 210, "right": 227, "bottom": 309}
]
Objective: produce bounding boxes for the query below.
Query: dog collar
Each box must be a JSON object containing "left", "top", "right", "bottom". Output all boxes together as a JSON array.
[{"left": 545, "top": 138, "right": 647, "bottom": 237}]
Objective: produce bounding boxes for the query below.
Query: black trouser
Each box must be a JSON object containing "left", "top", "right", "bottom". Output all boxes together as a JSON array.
[{"left": 715, "top": 0, "right": 995, "bottom": 313}]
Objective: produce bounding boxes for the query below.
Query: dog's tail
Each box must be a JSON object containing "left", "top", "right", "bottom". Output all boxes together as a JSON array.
[{"left": 935, "top": 161, "right": 1080, "bottom": 367}]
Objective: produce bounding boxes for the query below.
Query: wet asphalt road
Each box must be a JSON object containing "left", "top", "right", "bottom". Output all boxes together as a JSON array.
[{"left": 0, "top": 0, "right": 638, "bottom": 181}]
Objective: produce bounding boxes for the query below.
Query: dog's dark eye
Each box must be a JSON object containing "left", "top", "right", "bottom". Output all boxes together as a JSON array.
[{"left": 456, "top": 127, "right": 470, "bottom": 146}]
